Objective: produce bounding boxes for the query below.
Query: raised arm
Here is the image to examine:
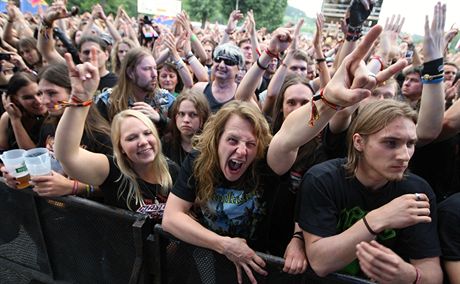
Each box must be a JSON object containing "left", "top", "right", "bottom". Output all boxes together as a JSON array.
[
  {"left": 267, "top": 25, "right": 407, "bottom": 175},
  {"left": 246, "top": 10, "right": 260, "bottom": 61},
  {"left": 54, "top": 49, "right": 109, "bottom": 186},
  {"left": 235, "top": 27, "right": 292, "bottom": 106},
  {"left": 163, "top": 30, "right": 193, "bottom": 89},
  {"left": 313, "top": 14, "right": 331, "bottom": 89},
  {"left": 220, "top": 10, "right": 243, "bottom": 45},
  {"left": 38, "top": 1, "right": 70, "bottom": 65},
  {"left": 416, "top": 2, "right": 446, "bottom": 146},
  {"left": 262, "top": 20, "right": 303, "bottom": 116},
  {"left": 92, "top": 4, "right": 122, "bottom": 43}
]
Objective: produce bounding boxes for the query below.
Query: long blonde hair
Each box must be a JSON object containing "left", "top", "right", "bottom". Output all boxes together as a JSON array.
[
  {"left": 111, "top": 109, "right": 172, "bottom": 209},
  {"left": 193, "top": 101, "right": 272, "bottom": 204}
]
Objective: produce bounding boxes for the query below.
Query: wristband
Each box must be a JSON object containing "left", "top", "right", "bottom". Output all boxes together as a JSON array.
[
  {"left": 362, "top": 215, "right": 378, "bottom": 235},
  {"left": 292, "top": 231, "right": 304, "bottom": 241},
  {"left": 315, "top": 58, "right": 326, "bottom": 63},
  {"left": 422, "top": 57, "right": 444, "bottom": 76},
  {"left": 265, "top": 49, "right": 279, "bottom": 59},
  {"left": 256, "top": 58, "right": 268, "bottom": 70},
  {"left": 345, "top": 25, "right": 362, "bottom": 42},
  {"left": 190, "top": 34, "right": 198, "bottom": 42},
  {"left": 422, "top": 77, "right": 444, "bottom": 84},
  {"left": 72, "top": 180, "right": 79, "bottom": 195}
]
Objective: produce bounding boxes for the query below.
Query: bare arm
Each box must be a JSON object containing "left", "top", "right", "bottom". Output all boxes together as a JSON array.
[
  {"left": 444, "top": 261, "right": 460, "bottom": 284},
  {"left": 54, "top": 51, "right": 109, "bottom": 186},
  {"left": 313, "top": 14, "right": 331, "bottom": 89},
  {"left": 267, "top": 25, "right": 406, "bottom": 175},
  {"left": 163, "top": 31, "right": 193, "bottom": 89},
  {"left": 163, "top": 193, "right": 267, "bottom": 283},
  {"left": 220, "top": 10, "right": 243, "bottom": 45},
  {"left": 94, "top": 4, "right": 122, "bottom": 43},
  {"left": 415, "top": 3, "right": 446, "bottom": 146},
  {"left": 262, "top": 20, "right": 304, "bottom": 116},
  {"left": 0, "top": 112, "right": 10, "bottom": 149},
  {"left": 235, "top": 27, "right": 292, "bottom": 105}
]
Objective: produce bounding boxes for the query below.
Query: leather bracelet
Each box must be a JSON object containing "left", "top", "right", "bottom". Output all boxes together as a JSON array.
[
  {"left": 265, "top": 49, "right": 279, "bottom": 59},
  {"left": 363, "top": 215, "right": 378, "bottom": 235},
  {"left": 293, "top": 231, "right": 304, "bottom": 241}
]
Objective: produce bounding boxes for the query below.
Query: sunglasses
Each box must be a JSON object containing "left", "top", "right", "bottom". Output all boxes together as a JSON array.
[{"left": 214, "top": 56, "right": 238, "bottom": 66}]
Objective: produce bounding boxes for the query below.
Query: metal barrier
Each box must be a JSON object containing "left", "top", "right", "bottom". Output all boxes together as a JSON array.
[
  {"left": 1, "top": 183, "right": 372, "bottom": 284},
  {"left": 0, "top": 184, "right": 153, "bottom": 284},
  {"left": 153, "top": 224, "right": 373, "bottom": 284}
]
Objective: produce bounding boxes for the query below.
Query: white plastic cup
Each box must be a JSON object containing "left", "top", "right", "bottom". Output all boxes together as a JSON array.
[
  {"left": 24, "top": 148, "right": 51, "bottom": 177},
  {"left": 1, "top": 149, "right": 30, "bottom": 189}
]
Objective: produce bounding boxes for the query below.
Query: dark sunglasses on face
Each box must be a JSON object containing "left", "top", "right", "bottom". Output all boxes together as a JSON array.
[{"left": 214, "top": 56, "right": 238, "bottom": 66}]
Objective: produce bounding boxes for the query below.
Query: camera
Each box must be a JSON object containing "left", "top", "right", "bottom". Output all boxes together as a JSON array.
[{"left": 0, "top": 53, "right": 11, "bottom": 61}]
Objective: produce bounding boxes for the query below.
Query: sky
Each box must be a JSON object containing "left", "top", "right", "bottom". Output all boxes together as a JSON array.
[{"left": 288, "top": 0, "right": 459, "bottom": 35}]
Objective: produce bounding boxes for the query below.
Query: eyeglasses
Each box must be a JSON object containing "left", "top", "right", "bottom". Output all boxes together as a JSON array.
[{"left": 214, "top": 56, "right": 238, "bottom": 66}]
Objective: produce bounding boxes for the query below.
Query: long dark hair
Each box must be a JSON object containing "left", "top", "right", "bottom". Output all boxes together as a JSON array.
[{"left": 39, "top": 63, "right": 112, "bottom": 151}]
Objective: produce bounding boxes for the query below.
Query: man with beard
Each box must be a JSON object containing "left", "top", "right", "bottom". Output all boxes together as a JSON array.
[
  {"left": 297, "top": 100, "right": 442, "bottom": 283},
  {"left": 192, "top": 43, "right": 244, "bottom": 113},
  {"left": 96, "top": 47, "right": 175, "bottom": 134}
]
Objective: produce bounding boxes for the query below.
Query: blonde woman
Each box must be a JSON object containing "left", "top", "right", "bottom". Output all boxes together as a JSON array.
[{"left": 54, "top": 50, "right": 177, "bottom": 219}]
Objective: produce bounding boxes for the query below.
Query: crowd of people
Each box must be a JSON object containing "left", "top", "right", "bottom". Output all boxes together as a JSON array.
[{"left": 1, "top": 0, "right": 460, "bottom": 283}]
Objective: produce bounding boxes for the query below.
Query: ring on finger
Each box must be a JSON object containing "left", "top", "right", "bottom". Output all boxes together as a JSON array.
[
  {"left": 415, "top": 192, "right": 421, "bottom": 201},
  {"left": 368, "top": 72, "right": 377, "bottom": 79}
]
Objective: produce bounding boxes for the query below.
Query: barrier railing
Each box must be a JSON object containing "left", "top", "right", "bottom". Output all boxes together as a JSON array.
[{"left": 1, "top": 184, "right": 372, "bottom": 284}]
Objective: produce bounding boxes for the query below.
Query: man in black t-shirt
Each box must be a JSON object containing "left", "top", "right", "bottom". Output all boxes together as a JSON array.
[
  {"left": 78, "top": 36, "right": 118, "bottom": 92},
  {"left": 297, "top": 100, "right": 442, "bottom": 283}
]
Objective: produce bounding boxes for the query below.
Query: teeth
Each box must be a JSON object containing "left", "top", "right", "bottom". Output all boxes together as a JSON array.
[{"left": 228, "top": 159, "right": 243, "bottom": 170}]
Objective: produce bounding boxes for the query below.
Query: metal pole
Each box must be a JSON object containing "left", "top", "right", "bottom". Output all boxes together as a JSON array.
[{"left": 236, "top": 0, "right": 239, "bottom": 10}]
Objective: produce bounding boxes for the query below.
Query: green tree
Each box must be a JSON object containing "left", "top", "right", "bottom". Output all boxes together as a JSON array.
[
  {"left": 182, "top": 0, "right": 222, "bottom": 28},
  {"left": 220, "top": 0, "right": 287, "bottom": 31}
]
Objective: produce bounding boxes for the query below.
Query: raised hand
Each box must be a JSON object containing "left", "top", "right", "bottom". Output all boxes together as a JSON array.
[
  {"left": 64, "top": 48, "right": 99, "bottom": 100},
  {"left": 323, "top": 25, "right": 408, "bottom": 108},
  {"left": 92, "top": 4, "right": 107, "bottom": 21},
  {"left": 222, "top": 237, "right": 267, "bottom": 284},
  {"left": 226, "top": 10, "right": 244, "bottom": 34},
  {"left": 423, "top": 2, "right": 446, "bottom": 62},
  {"left": 313, "top": 14, "right": 325, "bottom": 58},
  {"left": 44, "top": 1, "right": 70, "bottom": 24}
]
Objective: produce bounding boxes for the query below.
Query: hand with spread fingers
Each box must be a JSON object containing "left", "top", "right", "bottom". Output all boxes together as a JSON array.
[
  {"left": 222, "top": 237, "right": 267, "bottom": 284},
  {"left": 423, "top": 2, "right": 446, "bottom": 62}
]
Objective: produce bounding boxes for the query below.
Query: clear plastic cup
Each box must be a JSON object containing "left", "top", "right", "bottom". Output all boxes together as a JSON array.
[
  {"left": 1, "top": 149, "right": 30, "bottom": 189},
  {"left": 24, "top": 148, "right": 51, "bottom": 177}
]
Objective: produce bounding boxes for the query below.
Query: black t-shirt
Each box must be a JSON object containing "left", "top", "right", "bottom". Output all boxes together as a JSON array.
[
  {"left": 98, "top": 72, "right": 118, "bottom": 92},
  {"left": 161, "top": 137, "right": 189, "bottom": 167},
  {"left": 6, "top": 116, "right": 44, "bottom": 152},
  {"left": 438, "top": 192, "right": 460, "bottom": 261},
  {"left": 172, "top": 150, "right": 280, "bottom": 250},
  {"left": 100, "top": 156, "right": 179, "bottom": 218},
  {"left": 298, "top": 158, "right": 441, "bottom": 277}
]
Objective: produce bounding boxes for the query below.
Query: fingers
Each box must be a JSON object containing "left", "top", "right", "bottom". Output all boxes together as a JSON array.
[
  {"left": 375, "top": 58, "right": 408, "bottom": 83},
  {"left": 235, "top": 263, "right": 243, "bottom": 284},
  {"left": 64, "top": 52, "right": 76, "bottom": 74},
  {"left": 89, "top": 47, "right": 98, "bottom": 69},
  {"left": 347, "top": 25, "right": 383, "bottom": 66},
  {"left": 241, "top": 263, "right": 258, "bottom": 284}
]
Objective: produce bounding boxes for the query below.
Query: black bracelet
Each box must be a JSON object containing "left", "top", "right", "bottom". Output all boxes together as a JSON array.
[
  {"left": 362, "top": 215, "right": 378, "bottom": 235},
  {"left": 292, "top": 231, "right": 304, "bottom": 241},
  {"left": 422, "top": 57, "right": 444, "bottom": 76},
  {"left": 256, "top": 58, "right": 268, "bottom": 70},
  {"left": 315, "top": 58, "right": 326, "bottom": 63}
]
